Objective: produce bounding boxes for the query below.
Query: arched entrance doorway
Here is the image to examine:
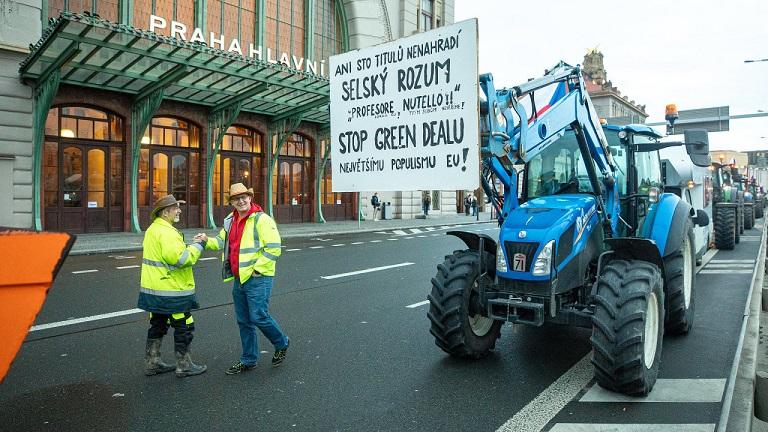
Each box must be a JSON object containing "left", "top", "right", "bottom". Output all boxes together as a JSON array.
[
  {"left": 43, "top": 106, "right": 125, "bottom": 233},
  {"left": 212, "top": 125, "right": 264, "bottom": 223},
  {"left": 273, "top": 134, "right": 313, "bottom": 223},
  {"left": 137, "top": 117, "right": 202, "bottom": 229}
]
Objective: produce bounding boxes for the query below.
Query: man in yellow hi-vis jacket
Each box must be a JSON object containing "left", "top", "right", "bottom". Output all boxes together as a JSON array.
[
  {"left": 197, "top": 183, "right": 289, "bottom": 375},
  {"left": 139, "top": 194, "right": 207, "bottom": 378}
]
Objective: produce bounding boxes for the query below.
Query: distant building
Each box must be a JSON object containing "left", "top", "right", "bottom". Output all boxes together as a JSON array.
[{"left": 582, "top": 50, "right": 648, "bottom": 125}]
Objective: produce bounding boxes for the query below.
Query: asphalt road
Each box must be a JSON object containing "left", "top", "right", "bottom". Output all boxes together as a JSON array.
[{"left": 0, "top": 221, "right": 761, "bottom": 431}]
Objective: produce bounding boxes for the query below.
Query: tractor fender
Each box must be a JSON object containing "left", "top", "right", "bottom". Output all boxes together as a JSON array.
[
  {"left": 643, "top": 194, "right": 693, "bottom": 258},
  {"left": 446, "top": 231, "right": 497, "bottom": 256},
  {"left": 598, "top": 237, "right": 665, "bottom": 279}
]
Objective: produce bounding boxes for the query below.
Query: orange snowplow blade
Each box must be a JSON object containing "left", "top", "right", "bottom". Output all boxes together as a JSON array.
[{"left": 0, "top": 230, "right": 74, "bottom": 382}]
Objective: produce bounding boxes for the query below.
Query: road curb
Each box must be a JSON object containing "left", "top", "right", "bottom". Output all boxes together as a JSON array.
[{"left": 719, "top": 224, "right": 766, "bottom": 432}]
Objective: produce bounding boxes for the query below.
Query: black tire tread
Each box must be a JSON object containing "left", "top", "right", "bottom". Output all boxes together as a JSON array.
[
  {"left": 427, "top": 250, "right": 502, "bottom": 358},
  {"left": 714, "top": 207, "right": 736, "bottom": 250},
  {"left": 591, "top": 259, "right": 664, "bottom": 396}
]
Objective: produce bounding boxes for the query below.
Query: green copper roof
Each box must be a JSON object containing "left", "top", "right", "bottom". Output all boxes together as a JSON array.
[{"left": 21, "top": 12, "right": 330, "bottom": 123}]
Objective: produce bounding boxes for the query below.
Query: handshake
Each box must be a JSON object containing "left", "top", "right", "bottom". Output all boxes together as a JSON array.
[{"left": 193, "top": 233, "right": 208, "bottom": 244}]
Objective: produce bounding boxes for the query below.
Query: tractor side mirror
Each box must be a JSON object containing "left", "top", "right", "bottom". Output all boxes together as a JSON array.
[
  {"left": 684, "top": 129, "right": 711, "bottom": 167},
  {"left": 693, "top": 209, "right": 709, "bottom": 227}
]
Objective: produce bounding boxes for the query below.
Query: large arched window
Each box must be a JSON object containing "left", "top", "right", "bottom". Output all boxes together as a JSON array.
[
  {"left": 43, "top": 106, "right": 125, "bottom": 233},
  {"left": 213, "top": 125, "right": 264, "bottom": 222},
  {"left": 272, "top": 133, "right": 312, "bottom": 205},
  {"left": 138, "top": 116, "right": 202, "bottom": 228}
]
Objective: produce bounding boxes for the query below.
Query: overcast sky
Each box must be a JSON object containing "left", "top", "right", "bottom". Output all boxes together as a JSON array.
[{"left": 454, "top": 0, "right": 768, "bottom": 151}]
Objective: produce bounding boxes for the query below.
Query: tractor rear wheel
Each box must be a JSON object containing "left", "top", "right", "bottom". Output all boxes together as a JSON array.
[
  {"left": 663, "top": 225, "right": 695, "bottom": 334},
  {"left": 745, "top": 205, "right": 755, "bottom": 230},
  {"left": 428, "top": 250, "right": 502, "bottom": 358},
  {"left": 591, "top": 259, "right": 664, "bottom": 396},
  {"left": 714, "top": 207, "right": 736, "bottom": 250}
]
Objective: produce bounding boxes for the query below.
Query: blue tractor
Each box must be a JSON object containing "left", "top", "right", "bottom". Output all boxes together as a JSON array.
[{"left": 427, "top": 63, "right": 710, "bottom": 396}]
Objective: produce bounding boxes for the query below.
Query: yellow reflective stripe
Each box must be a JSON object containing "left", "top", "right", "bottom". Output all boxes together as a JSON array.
[
  {"left": 140, "top": 287, "right": 195, "bottom": 296},
  {"left": 170, "top": 313, "right": 194, "bottom": 325}
]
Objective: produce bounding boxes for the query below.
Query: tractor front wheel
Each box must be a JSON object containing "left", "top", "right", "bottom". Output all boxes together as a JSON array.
[
  {"left": 428, "top": 250, "right": 502, "bottom": 358},
  {"left": 591, "top": 259, "right": 664, "bottom": 396}
]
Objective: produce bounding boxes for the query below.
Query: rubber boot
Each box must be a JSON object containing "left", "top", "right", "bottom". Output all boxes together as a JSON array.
[
  {"left": 174, "top": 347, "right": 207, "bottom": 378},
  {"left": 145, "top": 338, "right": 175, "bottom": 376}
]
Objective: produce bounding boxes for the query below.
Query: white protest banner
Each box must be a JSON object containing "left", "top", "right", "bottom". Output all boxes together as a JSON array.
[{"left": 329, "top": 19, "right": 479, "bottom": 192}]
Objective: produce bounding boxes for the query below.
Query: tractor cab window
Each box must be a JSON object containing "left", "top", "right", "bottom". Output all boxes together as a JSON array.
[
  {"left": 605, "top": 131, "right": 627, "bottom": 195},
  {"left": 526, "top": 129, "right": 593, "bottom": 199},
  {"left": 633, "top": 135, "right": 663, "bottom": 194}
]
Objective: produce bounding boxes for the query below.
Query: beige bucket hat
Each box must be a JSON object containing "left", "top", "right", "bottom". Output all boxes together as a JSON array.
[{"left": 229, "top": 183, "right": 254, "bottom": 201}]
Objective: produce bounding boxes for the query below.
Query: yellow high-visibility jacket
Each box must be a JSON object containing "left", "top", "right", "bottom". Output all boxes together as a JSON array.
[
  {"left": 137, "top": 217, "right": 203, "bottom": 313},
  {"left": 205, "top": 211, "right": 281, "bottom": 282}
]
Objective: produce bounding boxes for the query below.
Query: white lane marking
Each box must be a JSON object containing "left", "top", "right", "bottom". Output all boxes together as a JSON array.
[
  {"left": 320, "top": 262, "right": 414, "bottom": 280},
  {"left": 351, "top": 242, "right": 364, "bottom": 245},
  {"left": 116, "top": 265, "right": 139, "bottom": 269},
  {"left": 580, "top": 379, "right": 725, "bottom": 403},
  {"left": 550, "top": 424, "right": 715, "bottom": 432},
  {"left": 417, "top": 235, "right": 428, "bottom": 238},
  {"left": 740, "top": 236, "right": 761, "bottom": 240},
  {"left": 331, "top": 244, "right": 345, "bottom": 247},
  {"left": 425, "top": 227, "right": 436, "bottom": 231},
  {"left": 286, "top": 248, "right": 302, "bottom": 252},
  {"left": 404, "top": 236, "right": 415, "bottom": 239},
  {"left": 387, "top": 238, "right": 398, "bottom": 241},
  {"left": 409, "top": 228, "right": 423, "bottom": 233},
  {"left": 370, "top": 240, "right": 382, "bottom": 243},
  {"left": 699, "top": 270, "right": 754, "bottom": 274},
  {"left": 740, "top": 238, "right": 761, "bottom": 242},
  {"left": 709, "top": 259, "right": 754, "bottom": 263},
  {"left": 430, "top": 233, "right": 440, "bottom": 236},
  {"left": 108, "top": 255, "right": 136, "bottom": 260},
  {"left": 406, "top": 300, "right": 429, "bottom": 308},
  {"left": 496, "top": 354, "right": 593, "bottom": 432},
  {"left": 393, "top": 230, "right": 408, "bottom": 236},
  {"left": 373, "top": 231, "right": 387, "bottom": 234},
  {"left": 696, "top": 249, "right": 718, "bottom": 273},
  {"left": 199, "top": 257, "right": 217, "bottom": 261},
  {"left": 72, "top": 269, "right": 98, "bottom": 274},
  {"left": 704, "top": 264, "right": 754, "bottom": 268},
  {"left": 309, "top": 246, "right": 325, "bottom": 249},
  {"left": 31, "top": 308, "right": 144, "bottom": 332}
]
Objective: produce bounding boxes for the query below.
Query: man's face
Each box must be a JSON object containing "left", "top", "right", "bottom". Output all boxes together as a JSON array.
[
  {"left": 231, "top": 194, "right": 252, "bottom": 212},
  {"left": 163, "top": 204, "right": 181, "bottom": 224}
]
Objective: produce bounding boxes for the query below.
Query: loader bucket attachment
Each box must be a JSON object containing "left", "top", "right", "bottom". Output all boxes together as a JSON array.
[{"left": 0, "top": 230, "right": 74, "bottom": 382}]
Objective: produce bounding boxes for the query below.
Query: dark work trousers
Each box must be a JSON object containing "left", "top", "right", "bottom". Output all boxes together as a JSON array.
[{"left": 148, "top": 312, "right": 195, "bottom": 353}]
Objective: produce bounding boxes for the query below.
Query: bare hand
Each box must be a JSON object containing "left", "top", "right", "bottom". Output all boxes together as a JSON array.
[{"left": 193, "top": 233, "right": 208, "bottom": 243}]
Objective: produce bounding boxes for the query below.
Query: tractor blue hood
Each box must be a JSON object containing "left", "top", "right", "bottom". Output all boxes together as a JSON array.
[{"left": 504, "top": 195, "right": 598, "bottom": 240}]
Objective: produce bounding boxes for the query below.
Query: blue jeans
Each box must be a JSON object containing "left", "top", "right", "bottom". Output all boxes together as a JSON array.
[{"left": 232, "top": 276, "right": 288, "bottom": 365}]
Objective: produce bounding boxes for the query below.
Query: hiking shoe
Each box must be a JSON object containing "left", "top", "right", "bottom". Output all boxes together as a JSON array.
[
  {"left": 225, "top": 361, "right": 256, "bottom": 375},
  {"left": 271, "top": 342, "right": 289, "bottom": 367}
]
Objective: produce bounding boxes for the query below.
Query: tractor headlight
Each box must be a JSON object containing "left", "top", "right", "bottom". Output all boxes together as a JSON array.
[
  {"left": 496, "top": 242, "right": 507, "bottom": 272},
  {"left": 532, "top": 240, "right": 554, "bottom": 276}
]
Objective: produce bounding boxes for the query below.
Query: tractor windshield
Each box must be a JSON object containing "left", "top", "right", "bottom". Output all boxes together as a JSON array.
[{"left": 526, "top": 129, "right": 594, "bottom": 199}]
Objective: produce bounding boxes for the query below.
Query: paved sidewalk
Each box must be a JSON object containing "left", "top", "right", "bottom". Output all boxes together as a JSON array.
[{"left": 68, "top": 211, "right": 496, "bottom": 255}]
